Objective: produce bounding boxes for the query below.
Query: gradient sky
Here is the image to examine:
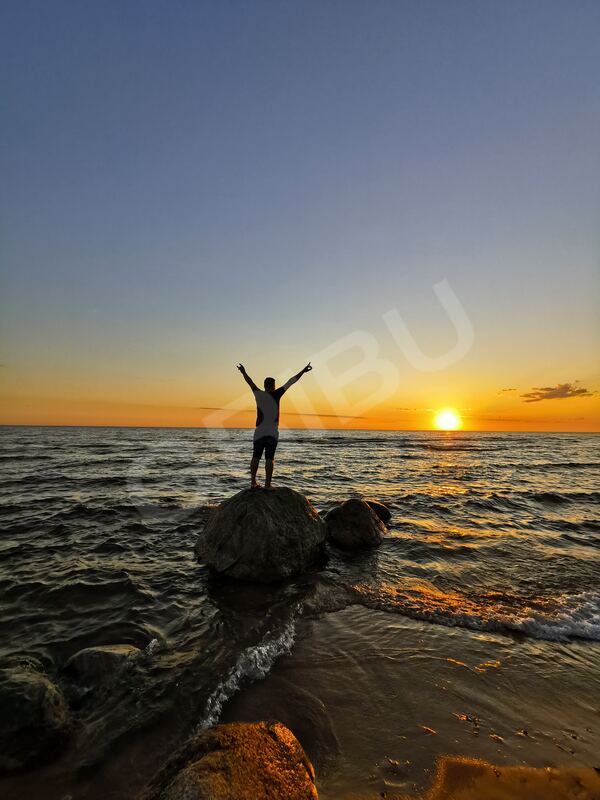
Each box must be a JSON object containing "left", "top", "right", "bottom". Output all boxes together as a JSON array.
[{"left": 1, "top": 1, "right": 599, "bottom": 430}]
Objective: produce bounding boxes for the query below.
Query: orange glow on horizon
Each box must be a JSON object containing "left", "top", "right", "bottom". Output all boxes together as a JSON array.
[
  {"left": 1, "top": 403, "right": 598, "bottom": 432},
  {"left": 1, "top": 384, "right": 599, "bottom": 433}
]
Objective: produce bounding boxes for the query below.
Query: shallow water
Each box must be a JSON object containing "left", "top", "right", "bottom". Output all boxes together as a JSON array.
[
  {"left": 226, "top": 607, "right": 600, "bottom": 798},
  {"left": 0, "top": 426, "right": 599, "bottom": 798}
]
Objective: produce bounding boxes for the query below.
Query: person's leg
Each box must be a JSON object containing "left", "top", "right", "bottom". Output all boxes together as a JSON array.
[
  {"left": 264, "top": 437, "right": 277, "bottom": 489},
  {"left": 264, "top": 458, "right": 274, "bottom": 488},
  {"left": 251, "top": 438, "right": 265, "bottom": 488},
  {"left": 250, "top": 457, "right": 260, "bottom": 488}
]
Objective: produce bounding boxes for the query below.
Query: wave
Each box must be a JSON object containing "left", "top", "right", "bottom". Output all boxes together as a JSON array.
[
  {"left": 69, "top": 443, "right": 130, "bottom": 451},
  {"left": 507, "top": 461, "right": 600, "bottom": 470},
  {"left": 197, "top": 616, "right": 297, "bottom": 730},
  {"left": 460, "top": 489, "right": 599, "bottom": 511},
  {"left": 0, "top": 453, "right": 54, "bottom": 462},
  {"left": 290, "top": 435, "right": 388, "bottom": 445},
  {"left": 44, "top": 573, "right": 153, "bottom": 606},
  {"left": 527, "top": 491, "right": 570, "bottom": 504},
  {"left": 561, "top": 533, "right": 600, "bottom": 550},
  {"left": 464, "top": 494, "right": 525, "bottom": 512},
  {"left": 423, "top": 444, "right": 478, "bottom": 452},
  {"left": 347, "top": 584, "right": 600, "bottom": 642},
  {"left": 522, "top": 490, "right": 600, "bottom": 505},
  {"left": 44, "top": 501, "right": 141, "bottom": 524},
  {"left": 397, "top": 489, "right": 524, "bottom": 514},
  {"left": 92, "top": 538, "right": 128, "bottom": 554},
  {"left": 60, "top": 456, "right": 134, "bottom": 468},
  {"left": 559, "top": 520, "right": 600, "bottom": 533},
  {"left": 0, "top": 473, "right": 128, "bottom": 490}
]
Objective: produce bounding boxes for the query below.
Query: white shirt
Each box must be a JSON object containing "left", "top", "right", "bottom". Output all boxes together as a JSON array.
[{"left": 252, "top": 380, "right": 293, "bottom": 440}]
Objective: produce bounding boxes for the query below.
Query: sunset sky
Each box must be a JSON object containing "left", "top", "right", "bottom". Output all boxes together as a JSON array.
[{"left": 1, "top": 1, "right": 599, "bottom": 431}]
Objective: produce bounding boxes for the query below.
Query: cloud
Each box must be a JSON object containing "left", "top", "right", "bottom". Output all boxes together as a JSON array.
[
  {"left": 521, "top": 383, "right": 595, "bottom": 403},
  {"left": 499, "top": 388, "right": 516, "bottom": 393},
  {"left": 472, "top": 414, "right": 584, "bottom": 423}
]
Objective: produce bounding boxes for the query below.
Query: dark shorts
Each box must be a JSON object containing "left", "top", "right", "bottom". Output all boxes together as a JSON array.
[{"left": 252, "top": 435, "right": 278, "bottom": 460}]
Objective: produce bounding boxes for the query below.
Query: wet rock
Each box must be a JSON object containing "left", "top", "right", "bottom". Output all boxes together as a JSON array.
[
  {"left": 142, "top": 721, "right": 318, "bottom": 800},
  {"left": 302, "top": 578, "right": 355, "bottom": 616},
  {"left": 64, "top": 644, "right": 142, "bottom": 682},
  {"left": 364, "top": 499, "right": 392, "bottom": 523},
  {"left": 0, "top": 661, "right": 70, "bottom": 773},
  {"left": 0, "top": 654, "right": 49, "bottom": 674},
  {"left": 195, "top": 488, "right": 326, "bottom": 582},
  {"left": 325, "top": 498, "right": 386, "bottom": 549}
]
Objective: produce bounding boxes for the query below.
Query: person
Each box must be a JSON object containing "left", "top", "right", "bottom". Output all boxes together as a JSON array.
[{"left": 236, "top": 362, "right": 312, "bottom": 489}]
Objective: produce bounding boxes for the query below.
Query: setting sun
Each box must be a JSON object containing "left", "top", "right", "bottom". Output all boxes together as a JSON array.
[{"left": 434, "top": 408, "right": 462, "bottom": 431}]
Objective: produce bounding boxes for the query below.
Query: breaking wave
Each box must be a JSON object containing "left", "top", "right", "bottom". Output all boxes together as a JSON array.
[
  {"left": 198, "top": 616, "right": 298, "bottom": 730},
  {"left": 348, "top": 584, "right": 600, "bottom": 642}
]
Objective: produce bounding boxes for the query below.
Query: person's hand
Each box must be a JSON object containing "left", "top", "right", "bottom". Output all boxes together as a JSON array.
[
  {"left": 236, "top": 363, "right": 246, "bottom": 374},
  {"left": 304, "top": 362, "right": 312, "bottom": 373}
]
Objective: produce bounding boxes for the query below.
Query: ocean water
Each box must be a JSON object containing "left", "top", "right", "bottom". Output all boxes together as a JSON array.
[{"left": 1, "top": 426, "right": 599, "bottom": 798}]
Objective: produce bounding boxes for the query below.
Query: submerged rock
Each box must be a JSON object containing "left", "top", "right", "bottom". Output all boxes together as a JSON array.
[
  {"left": 0, "top": 661, "right": 70, "bottom": 773},
  {"left": 221, "top": 675, "right": 339, "bottom": 773},
  {"left": 195, "top": 487, "right": 326, "bottom": 582},
  {"left": 325, "top": 498, "right": 386, "bottom": 549},
  {"left": 64, "top": 644, "right": 142, "bottom": 682},
  {"left": 142, "top": 721, "right": 318, "bottom": 800}
]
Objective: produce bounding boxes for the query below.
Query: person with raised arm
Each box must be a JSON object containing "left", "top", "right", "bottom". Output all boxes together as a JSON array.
[{"left": 236, "top": 362, "right": 313, "bottom": 489}]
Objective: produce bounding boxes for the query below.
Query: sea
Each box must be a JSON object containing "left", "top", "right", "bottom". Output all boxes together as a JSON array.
[{"left": 1, "top": 426, "right": 599, "bottom": 799}]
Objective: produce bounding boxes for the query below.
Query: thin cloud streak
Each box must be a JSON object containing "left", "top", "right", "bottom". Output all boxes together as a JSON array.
[
  {"left": 195, "top": 407, "right": 366, "bottom": 420},
  {"left": 469, "top": 415, "right": 585, "bottom": 423}
]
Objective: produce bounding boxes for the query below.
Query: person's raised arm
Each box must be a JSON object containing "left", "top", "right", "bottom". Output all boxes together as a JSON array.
[
  {"left": 237, "top": 364, "right": 258, "bottom": 391},
  {"left": 282, "top": 362, "right": 312, "bottom": 391}
]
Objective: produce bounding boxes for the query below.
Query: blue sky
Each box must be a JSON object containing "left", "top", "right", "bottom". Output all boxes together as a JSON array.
[{"left": 1, "top": 1, "right": 599, "bottom": 427}]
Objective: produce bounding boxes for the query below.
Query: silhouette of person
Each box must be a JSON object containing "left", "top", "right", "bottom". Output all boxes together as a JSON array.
[{"left": 236, "top": 362, "right": 312, "bottom": 489}]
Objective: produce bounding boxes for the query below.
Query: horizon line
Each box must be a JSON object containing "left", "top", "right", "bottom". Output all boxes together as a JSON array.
[{"left": 1, "top": 423, "right": 598, "bottom": 434}]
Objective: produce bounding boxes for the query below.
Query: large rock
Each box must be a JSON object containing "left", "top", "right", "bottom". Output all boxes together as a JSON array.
[
  {"left": 195, "top": 488, "right": 326, "bottom": 582},
  {"left": 0, "top": 661, "right": 71, "bottom": 773},
  {"left": 64, "top": 644, "right": 142, "bottom": 683},
  {"left": 325, "top": 498, "right": 386, "bottom": 549},
  {"left": 142, "top": 721, "right": 318, "bottom": 800}
]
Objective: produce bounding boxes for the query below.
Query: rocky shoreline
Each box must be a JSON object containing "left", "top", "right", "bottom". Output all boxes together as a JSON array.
[{"left": 3, "top": 488, "right": 599, "bottom": 799}]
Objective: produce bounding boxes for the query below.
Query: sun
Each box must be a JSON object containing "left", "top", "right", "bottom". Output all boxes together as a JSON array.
[{"left": 433, "top": 408, "right": 462, "bottom": 431}]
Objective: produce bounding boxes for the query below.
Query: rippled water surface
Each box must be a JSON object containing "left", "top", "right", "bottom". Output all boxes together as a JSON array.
[{"left": 1, "top": 426, "right": 599, "bottom": 798}]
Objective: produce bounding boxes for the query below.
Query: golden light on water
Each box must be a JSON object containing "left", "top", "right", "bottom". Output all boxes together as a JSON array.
[{"left": 434, "top": 408, "right": 462, "bottom": 431}]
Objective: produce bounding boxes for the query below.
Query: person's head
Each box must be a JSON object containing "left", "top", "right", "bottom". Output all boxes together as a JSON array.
[{"left": 264, "top": 377, "right": 276, "bottom": 391}]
